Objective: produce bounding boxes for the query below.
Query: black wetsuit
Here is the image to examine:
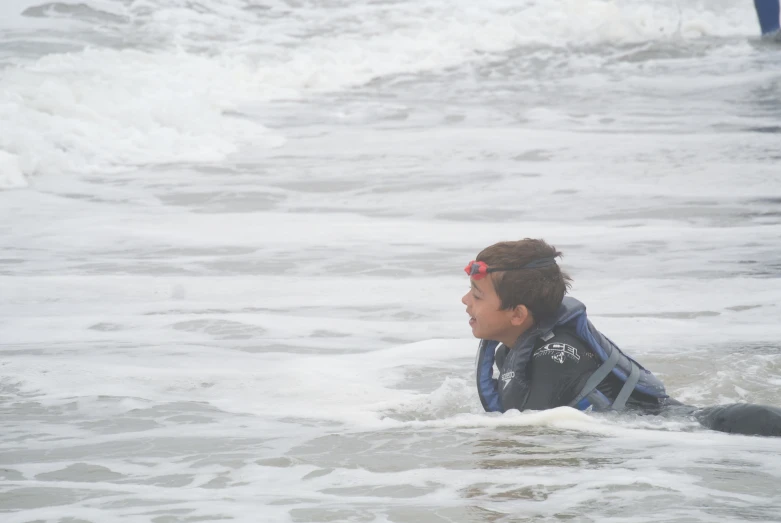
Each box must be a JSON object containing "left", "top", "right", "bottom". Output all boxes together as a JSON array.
[{"left": 494, "top": 327, "right": 781, "bottom": 437}]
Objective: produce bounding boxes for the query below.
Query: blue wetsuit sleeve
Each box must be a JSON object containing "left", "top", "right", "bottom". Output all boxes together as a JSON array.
[{"left": 475, "top": 341, "right": 502, "bottom": 412}]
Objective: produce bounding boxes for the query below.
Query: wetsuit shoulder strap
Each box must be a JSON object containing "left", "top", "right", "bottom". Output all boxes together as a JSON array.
[
  {"left": 611, "top": 360, "right": 641, "bottom": 410},
  {"left": 568, "top": 347, "right": 620, "bottom": 409},
  {"left": 567, "top": 348, "right": 643, "bottom": 411}
]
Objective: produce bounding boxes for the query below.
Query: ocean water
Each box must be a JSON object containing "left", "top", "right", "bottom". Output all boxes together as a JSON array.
[{"left": 2, "top": 0, "right": 781, "bottom": 521}]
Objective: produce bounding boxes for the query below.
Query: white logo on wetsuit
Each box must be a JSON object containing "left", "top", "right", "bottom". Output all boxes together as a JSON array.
[
  {"left": 536, "top": 343, "right": 580, "bottom": 364},
  {"left": 500, "top": 371, "right": 515, "bottom": 389}
]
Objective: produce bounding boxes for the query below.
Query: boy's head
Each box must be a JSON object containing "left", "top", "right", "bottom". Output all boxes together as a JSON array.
[
  {"left": 461, "top": 238, "right": 572, "bottom": 345},
  {"left": 476, "top": 238, "right": 571, "bottom": 318}
]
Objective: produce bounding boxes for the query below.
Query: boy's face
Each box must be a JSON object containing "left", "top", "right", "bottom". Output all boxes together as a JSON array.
[{"left": 461, "top": 275, "right": 525, "bottom": 345}]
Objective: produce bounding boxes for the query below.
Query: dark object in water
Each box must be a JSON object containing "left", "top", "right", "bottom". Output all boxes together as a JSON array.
[
  {"left": 754, "top": 0, "right": 781, "bottom": 36},
  {"left": 696, "top": 403, "right": 781, "bottom": 437}
]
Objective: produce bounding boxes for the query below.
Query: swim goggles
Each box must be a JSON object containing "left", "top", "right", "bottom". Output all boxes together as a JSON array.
[{"left": 464, "top": 257, "right": 557, "bottom": 280}]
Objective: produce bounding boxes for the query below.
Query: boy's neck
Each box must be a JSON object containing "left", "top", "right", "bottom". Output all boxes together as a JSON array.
[{"left": 502, "top": 318, "right": 535, "bottom": 348}]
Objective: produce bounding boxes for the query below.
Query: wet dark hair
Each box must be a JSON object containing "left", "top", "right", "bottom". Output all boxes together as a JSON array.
[{"left": 476, "top": 238, "right": 572, "bottom": 321}]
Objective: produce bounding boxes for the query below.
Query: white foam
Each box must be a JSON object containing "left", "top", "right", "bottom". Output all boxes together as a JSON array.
[
  {"left": 0, "top": 150, "right": 27, "bottom": 189},
  {"left": 0, "top": 0, "right": 763, "bottom": 185},
  {"left": 0, "top": 49, "right": 285, "bottom": 182},
  {"left": 0, "top": 0, "right": 91, "bottom": 31}
]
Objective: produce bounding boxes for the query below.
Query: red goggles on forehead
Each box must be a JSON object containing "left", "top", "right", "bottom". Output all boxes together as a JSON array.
[
  {"left": 464, "top": 261, "right": 490, "bottom": 279},
  {"left": 464, "top": 257, "right": 557, "bottom": 280}
]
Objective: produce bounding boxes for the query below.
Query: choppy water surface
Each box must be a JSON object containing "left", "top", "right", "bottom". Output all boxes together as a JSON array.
[{"left": 2, "top": 1, "right": 781, "bottom": 521}]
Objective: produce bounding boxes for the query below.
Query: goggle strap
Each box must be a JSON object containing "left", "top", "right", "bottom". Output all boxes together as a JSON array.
[{"left": 486, "top": 257, "right": 558, "bottom": 273}]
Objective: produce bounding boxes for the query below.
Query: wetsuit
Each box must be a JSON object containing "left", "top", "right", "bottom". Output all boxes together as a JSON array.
[{"left": 492, "top": 327, "right": 781, "bottom": 437}]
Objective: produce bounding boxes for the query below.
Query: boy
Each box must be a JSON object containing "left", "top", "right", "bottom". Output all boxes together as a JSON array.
[{"left": 463, "top": 238, "right": 781, "bottom": 437}]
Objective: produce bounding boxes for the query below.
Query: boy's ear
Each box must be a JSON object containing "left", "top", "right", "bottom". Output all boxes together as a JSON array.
[{"left": 510, "top": 304, "right": 529, "bottom": 326}]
